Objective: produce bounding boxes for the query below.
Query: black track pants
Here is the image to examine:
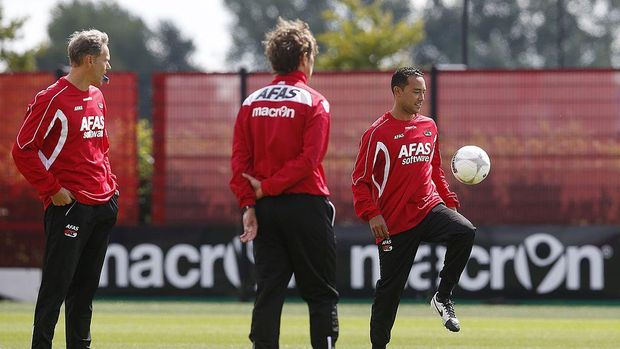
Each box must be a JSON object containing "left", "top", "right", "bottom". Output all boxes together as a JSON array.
[
  {"left": 249, "top": 194, "right": 339, "bottom": 349},
  {"left": 370, "top": 204, "right": 475, "bottom": 348},
  {"left": 31, "top": 195, "right": 118, "bottom": 349}
]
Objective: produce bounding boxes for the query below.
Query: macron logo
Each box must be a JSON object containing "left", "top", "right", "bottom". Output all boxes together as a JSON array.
[{"left": 251, "top": 106, "right": 295, "bottom": 118}]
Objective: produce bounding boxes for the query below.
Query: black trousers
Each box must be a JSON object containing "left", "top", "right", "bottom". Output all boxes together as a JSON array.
[
  {"left": 250, "top": 194, "right": 339, "bottom": 349},
  {"left": 370, "top": 204, "right": 475, "bottom": 348},
  {"left": 32, "top": 195, "right": 118, "bottom": 349}
]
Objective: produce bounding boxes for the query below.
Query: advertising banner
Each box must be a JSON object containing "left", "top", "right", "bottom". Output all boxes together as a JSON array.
[{"left": 96, "top": 226, "right": 619, "bottom": 299}]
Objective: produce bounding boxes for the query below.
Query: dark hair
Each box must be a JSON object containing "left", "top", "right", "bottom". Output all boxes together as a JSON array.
[
  {"left": 391, "top": 67, "right": 424, "bottom": 94},
  {"left": 264, "top": 17, "right": 318, "bottom": 75}
]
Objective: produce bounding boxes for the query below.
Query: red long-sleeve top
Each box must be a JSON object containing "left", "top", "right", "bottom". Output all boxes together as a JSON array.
[
  {"left": 12, "top": 77, "right": 117, "bottom": 208},
  {"left": 351, "top": 112, "right": 459, "bottom": 240},
  {"left": 230, "top": 71, "right": 330, "bottom": 208}
]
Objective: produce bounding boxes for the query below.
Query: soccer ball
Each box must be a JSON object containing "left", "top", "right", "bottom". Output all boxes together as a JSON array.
[{"left": 451, "top": 145, "right": 491, "bottom": 185}]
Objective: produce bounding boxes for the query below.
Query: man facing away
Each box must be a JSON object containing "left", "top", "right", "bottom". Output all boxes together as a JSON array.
[
  {"left": 351, "top": 67, "right": 476, "bottom": 349},
  {"left": 12, "top": 29, "right": 118, "bottom": 349},
  {"left": 229, "top": 18, "right": 339, "bottom": 349}
]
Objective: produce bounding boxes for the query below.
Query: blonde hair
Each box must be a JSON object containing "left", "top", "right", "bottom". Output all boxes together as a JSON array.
[
  {"left": 67, "top": 29, "right": 109, "bottom": 66},
  {"left": 264, "top": 18, "right": 318, "bottom": 75}
]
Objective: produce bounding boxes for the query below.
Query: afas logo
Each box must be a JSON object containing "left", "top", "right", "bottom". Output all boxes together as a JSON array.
[
  {"left": 80, "top": 115, "right": 105, "bottom": 139},
  {"left": 398, "top": 142, "right": 432, "bottom": 165},
  {"left": 64, "top": 224, "right": 79, "bottom": 238}
]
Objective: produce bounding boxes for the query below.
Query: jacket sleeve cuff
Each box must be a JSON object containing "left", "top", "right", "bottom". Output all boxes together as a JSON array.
[
  {"left": 444, "top": 198, "right": 460, "bottom": 209},
  {"left": 42, "top": 181, "right": 62, "bottom": 198},
  {"left": 260, "top": 179, "right": 275, "bottom": 197},
  {"left": 239, "top": 198, "right": 256, "bottom": 208},
  {"left": 363, "top": 208, "right": 382, "bottom": 222}
]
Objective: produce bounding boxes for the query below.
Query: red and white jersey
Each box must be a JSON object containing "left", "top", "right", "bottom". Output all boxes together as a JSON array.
[
  {"left": 230, "top": 71, "right": 330, "bottom": 208},
  {"left": 351, "top": 111, "right": 459, "bottom": 239},
  {"left": 12, "top": 77, "right": 117, "bottom": 208}
]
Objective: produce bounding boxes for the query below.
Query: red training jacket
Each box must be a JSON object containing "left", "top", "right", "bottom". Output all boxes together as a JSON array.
[
  {"left": 12, "top": 77, "right": 118, "bottom": 208},
  {"left": 351, "top": 112, "right": 459, "bottom": 241},
  {"left": 230, "top": 71, "right": 330, "bottom": 208}
]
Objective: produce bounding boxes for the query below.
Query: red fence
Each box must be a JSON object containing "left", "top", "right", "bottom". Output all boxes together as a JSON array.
[
  {"left": 439, "top": 70, "right": 620, "bottom": 224},
  {"left": 0, "top": 72, "right": 139, "bottom": 230},
  {"left": 151, "top": 69, "right": 620, "bottom": 226}
]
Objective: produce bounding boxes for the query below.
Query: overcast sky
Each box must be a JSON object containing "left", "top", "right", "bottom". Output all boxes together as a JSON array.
[{"left": 3, "top": 0, "right": 234, "bottom": 71}]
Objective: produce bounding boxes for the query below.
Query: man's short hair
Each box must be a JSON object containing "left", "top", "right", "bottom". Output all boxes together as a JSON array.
[
  {"left": 264, "top": 17, "right": 318, "bottom": 75},
  {"left": 67, "top": 29, "right": 109, "bottom": 66},
  {"left": 391, "top": 67, "right": 424, "bottom": 94}
]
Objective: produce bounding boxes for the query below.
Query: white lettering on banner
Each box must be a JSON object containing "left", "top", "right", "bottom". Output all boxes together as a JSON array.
[
  {"left": 129, "top": 244, "right": 164, "bottom": 288},
  {"left": 350, "top": 246, "right": 379, "bottom": 289},
  {"left": 100, "top": 240, "right": 255, "bottom": 289},
  {"left": 99, "top": 233, "right": 612, "bottom": 294},
  {"left": 166, "top": 244, "right": 200, "bottom": 289},
  {"left": 490, "top": 245, "right": 516, "bottom": 290},
  {"left": 99, "top": 244, "right": 128, "bottom": 287},
  {"left": 350, "top": 233, "right": 611, "bottom": 294},
  {"left": 459, "top": 246, "right": 490, "bottom": 291},
  {"left": 200, "top": 245, "right": 226, "bottom": 287}
]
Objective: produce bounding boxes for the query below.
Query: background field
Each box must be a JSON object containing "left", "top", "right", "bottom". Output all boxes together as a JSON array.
[{"left": 1, "top": 300, "right": 619, "bottom": 349}]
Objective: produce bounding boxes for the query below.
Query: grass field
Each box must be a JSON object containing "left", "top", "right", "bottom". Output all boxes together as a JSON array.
[{"left": 1, "top": 300, "right": 619, "bottom": 348}]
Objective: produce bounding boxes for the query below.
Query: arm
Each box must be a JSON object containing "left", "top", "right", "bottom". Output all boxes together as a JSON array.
[
  {"left": 102, "top": 99, "right": 117, "bottom": 189},
  {"left": 431, "top": 135, "right": 460, "bottom": 209},
  {"left": 11, "top": 91, "right": 63, "bottom": 199},
  {"left": 260, "top": 100, "right": 330, "bottom": 196},
  {"left": 103, "top": 129, "right": 118, "bottom": 190},
  {"left": 229, "top": 106, "right": 257, "bottom": 208},
  {"left": 230, "top": 106, "right": 259, "bottom": 242},
  {"left": 351, "top": 128, "right": 389, "bottom": 239}
]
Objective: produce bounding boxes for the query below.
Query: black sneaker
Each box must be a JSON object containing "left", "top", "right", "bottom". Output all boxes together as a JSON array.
[{"left": 430, "top": 292, "right": 460, "bottom": 332}]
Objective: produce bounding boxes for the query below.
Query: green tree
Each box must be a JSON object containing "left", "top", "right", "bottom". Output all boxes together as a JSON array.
[
  {"left": 152, "top": 20, "right": 196, "bottom": 72},
  {"left": 316, "top": 0, "right": 424, "bottom": 70},
  {"left": 224, "top": 0, "right": 331, "bottom": 70},
  {"left": 35, "top": 0, "right": 197, "bottom": 117},
  {"left": 0, "top": 5, "right": 37, "bottom": 71},
  {"left": 413, "top": 0, "right": 620, "bottom": 68},
  {"left": 224, "top": 0, "right": 412, "bottom": 70},
  {"left": 136, "top": 118, "right": 153, "bottom": 223}
]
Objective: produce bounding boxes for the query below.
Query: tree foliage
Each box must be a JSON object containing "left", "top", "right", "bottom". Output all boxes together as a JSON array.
[
  {"left": 35, "top": 0, "right": 198, "bottom": 116},
  {"left": 224, "top": 0, "right": 331, "bottom": 70},
  {"left": 414, "top": 0, "right": 620, "bottom": 68},
  {"left": 316, "top": 0, "right": 423, "bottom": 70},
  {"left": 224, "top": 0, "right": 414, "bottom": 71},
  {"left": 136, "top": 118, "right": 153, "bottom": 223},
  {"left": 151, "top": 20, "right": 196, "bottom": 72},
  {"left": 0, "top": 5, "right": 37, "bottom": 71}
]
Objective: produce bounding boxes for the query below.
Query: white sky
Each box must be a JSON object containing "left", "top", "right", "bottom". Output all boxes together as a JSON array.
[{"left": 2, "top": 0, "right": 234, "bottom": 71}]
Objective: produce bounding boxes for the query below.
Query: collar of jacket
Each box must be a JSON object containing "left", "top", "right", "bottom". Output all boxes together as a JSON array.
[{"left": 272, "top": 70, "right": 307, "bottom": 85}]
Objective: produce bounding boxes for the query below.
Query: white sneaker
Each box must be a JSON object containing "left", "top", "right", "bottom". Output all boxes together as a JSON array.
[{"left": 430, "top": 293, "right": 460, "bottom": 332}]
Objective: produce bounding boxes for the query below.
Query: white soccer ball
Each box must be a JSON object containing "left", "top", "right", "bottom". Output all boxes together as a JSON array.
[{"left": 451, "top": 145, "right": 491, "bottom": 185}]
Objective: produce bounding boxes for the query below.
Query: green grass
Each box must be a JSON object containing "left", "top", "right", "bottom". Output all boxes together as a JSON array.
[{"left": 1, "top": 300, "right": 619, "bottom": 348}]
